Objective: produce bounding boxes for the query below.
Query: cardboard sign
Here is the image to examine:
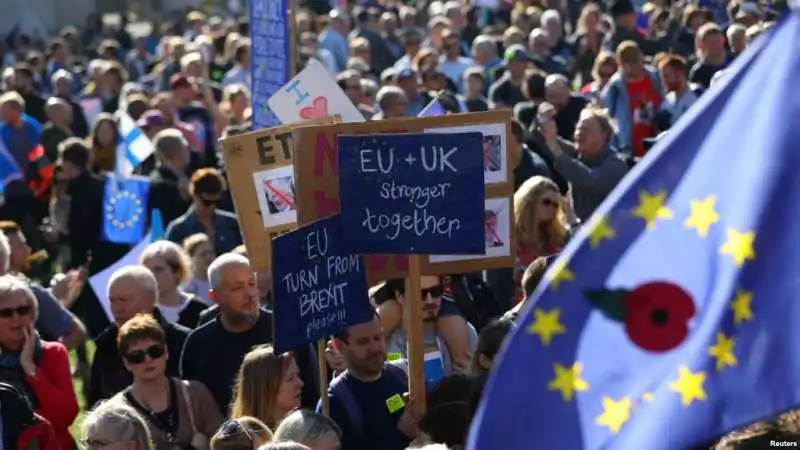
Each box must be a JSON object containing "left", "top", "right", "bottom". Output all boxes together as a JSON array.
[
  {"left": 250, "top": 0, "right": 290, "bottom": 128},
  {"left": 268, "top": 59, "right": 365, "bottom": 125},
  {"left": 292, "top": 110, "right": 516, "bottom": 280},
  {"left": 337, "top": 133, "right": 485, "bottom": 254},
  {"left": 271, "top": 214, "right": 373, "bottom": 354},
  {"left": 218, "top": 116, "right": 340, "bottom": 272}
]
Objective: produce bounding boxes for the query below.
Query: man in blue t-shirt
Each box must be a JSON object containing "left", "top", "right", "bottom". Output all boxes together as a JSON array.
[{"left": 320, "top": 314, "right": 418, "bottom": 450}]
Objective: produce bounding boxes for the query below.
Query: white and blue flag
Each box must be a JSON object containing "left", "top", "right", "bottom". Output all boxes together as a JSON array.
[{"left": 115, "top": 111, "right": 154, "bottom": 177}]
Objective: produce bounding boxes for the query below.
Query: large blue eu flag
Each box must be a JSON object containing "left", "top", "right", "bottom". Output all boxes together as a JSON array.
[
  {"left": 468, "top": 12, "right": 800, "bottom": 450},
  {"left": 102, "top": 175, "right": 151, "bottom": 244}
]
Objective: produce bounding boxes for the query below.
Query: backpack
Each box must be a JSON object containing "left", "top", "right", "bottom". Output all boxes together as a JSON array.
[
  {"left": 444, "top": 274, "right": 505, "bottom": 332},
  {"left": 328, "top": 364, "right": 408, "bottom": 438},
  {"left": 0, "top": 382, "right": 58, "bottom": 450}
]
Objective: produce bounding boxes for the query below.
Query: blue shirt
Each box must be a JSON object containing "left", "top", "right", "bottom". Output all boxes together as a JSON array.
[
  {"left": 318, "top": 28, "right": 349, "bottom": 72},
  {"left": 165, "top": 206, "right": 243, "bottom": 254}
]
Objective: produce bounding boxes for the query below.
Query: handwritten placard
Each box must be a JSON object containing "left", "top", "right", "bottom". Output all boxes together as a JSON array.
[
  {"left": 338, "top": 133, "right": 485, "bottom": 254},
  {"left": 272, "top": 214, "right": 373, "bottom": 354},
  {"left": 250, "top": 0, "right": 290, "bottom": 129},
  {"left": 268, "top": 60, "right": 365, "bottom": 125},
  {"left": 218, "top": 116, "right": 340, "bottom": 272},
  {"left": 292, "top": 111, "right": 516, "bottom": 280}
]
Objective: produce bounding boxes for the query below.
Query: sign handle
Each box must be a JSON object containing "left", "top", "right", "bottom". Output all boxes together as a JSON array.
[
  {"left": 405, "top": 254, "right": 426, "bottom": 417},
  {"left": 317, "top": 339, "right": 330, "bottom": 416}
]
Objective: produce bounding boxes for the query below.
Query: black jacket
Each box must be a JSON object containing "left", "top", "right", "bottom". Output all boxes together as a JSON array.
[
  {"left": 87, "top": 309, "right": 190, "bottom": 408},
  {"left": 147, "top": 166, "right": 191, "bottom": 227}
]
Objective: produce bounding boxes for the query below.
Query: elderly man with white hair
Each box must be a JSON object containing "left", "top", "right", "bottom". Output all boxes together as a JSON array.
[
  {"left": 87, "top": 265, "right": 190, "bottom": 407},
  {"left": 541, "top": 73, "right": 588, "bottom": 140}
]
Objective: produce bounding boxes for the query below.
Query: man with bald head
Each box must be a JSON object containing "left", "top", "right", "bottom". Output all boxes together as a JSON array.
[
  {"left": 87, "top": 265, "right": 190, "bottom": 406},
  {"left": 41, "top": 97, "right": 72, "bottom": 161},
  {"left": 541, "top": 74, "right": 587, "bottom": 140}
]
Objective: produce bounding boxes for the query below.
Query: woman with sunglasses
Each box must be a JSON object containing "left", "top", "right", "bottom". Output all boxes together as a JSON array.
[
  {"left": 0, "top": 274, "right": 79, "bottom": 450},
  {"left": 106, "top": 313, "right": 223, "bottom": 450},
  {"left": 164, "top": 168, "right": 242, "bottom": 255},
  {"left": 510, "top": 176, "right": 571, "bottom": 305},
  {"left": 209, "top": 417, "right": 272, "bottom": 450},
  {"left": 140, "top": 241, "right": 208, "bottom": 329}
]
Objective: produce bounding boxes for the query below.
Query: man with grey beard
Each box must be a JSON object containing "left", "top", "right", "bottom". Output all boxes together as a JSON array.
[{"left": 179, "top": 253, "right": 274, "bottom": 414}]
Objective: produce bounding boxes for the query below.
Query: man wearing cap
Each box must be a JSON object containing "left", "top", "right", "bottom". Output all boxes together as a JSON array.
[
  {"left": 488, "top": 44, "right": 530, "bottom": 110},
  {"left": 394, "top": 69, "right": 426, "bottom": 116}
]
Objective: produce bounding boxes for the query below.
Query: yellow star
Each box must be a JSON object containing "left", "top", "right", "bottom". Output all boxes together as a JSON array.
[
  {"left": 595, "top": 396, "right": 632, "bottom": 434},
  {"left": 684, "top": 196, "right": 720, "bottom": 238},
  {"left": 642, "top": 392, "right": 654, "bottom": 402},
  {"left": 730, "top": 289, "right": 754, "bottom": 325},
  {"left": 549, "top": 259, "right": 574, "bottom": 290},
  {"left": 589, "top": 216, "right": 616, "bottom": 249},
  {"left": 708, "top": 332, "right": 737, "bottom": 372},
  {"left": 669, "top": 366, "right": 707, "bottom": 407},
  {"left": 527, "top": 308, "right": 567, "bottom": 345},
  {"left": 547, "top": 362, "right": 590, "bottom": 402},
  {"left": 632, "top": 190, "right": 673, "bottom": 230},
  {"left": 719, "top": 228, "right": 756, "bottom": 267}
]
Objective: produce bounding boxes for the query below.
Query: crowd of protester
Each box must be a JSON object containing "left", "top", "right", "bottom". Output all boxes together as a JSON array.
[{"left": 0, "top": 0, "right": 792, "bottom": 449}]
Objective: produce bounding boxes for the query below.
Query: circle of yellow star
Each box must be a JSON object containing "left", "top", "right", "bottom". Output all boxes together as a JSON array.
[
  {"left": 595, "top": 396, "right": 632, "bottom": 434},
  {"left": 547, "top": 362, "right": 590, "bottom": 402},
  {"left": 730, "top": 289, "right": 754, "bottom": 325},
  {"left": 719, "top": 228, "right": 756, "bottom": 267},
  {"left": 669, "top": 366, "right": 707, "bottom": 407},
  {"left": 632, "top": 190, "right": 673, "bottom": 230},
  {"left": 684, "top": 196, "right": 720, "bottom": 238},
  {"left": 549, "top": 260, "right": 574, "bottom": 290},
  {"left": 708, "top": 332, "right": 737, "bottom": 372},
  {"left": 589, "top": 216, "right": 616, "bottom": 249},
  {"left": 527, "top": 308, "right": 567, "bottom": 345}
]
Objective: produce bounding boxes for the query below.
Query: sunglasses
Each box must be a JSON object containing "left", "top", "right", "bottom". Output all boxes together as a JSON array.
[
  {"left": 124, "top": 343, "right": 166, "bottom": 364},
  {"left": 541, "top": 198, "right": 559, "bottom": 207},
  {"left": 421, "top": 285, "right": 444, "bottom": 300},
  {"left": 199, "top": 197, "right": 220, "bottom": 207},
  {"left": 0, "top": 305, "right": 32, "bottom": 318}
]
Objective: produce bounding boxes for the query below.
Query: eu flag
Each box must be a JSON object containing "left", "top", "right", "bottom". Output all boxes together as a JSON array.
[
  {"left": 468, "top": 13, "right": 800, "bottom": 450},
  {"left": 419, "top": 97, "right": 446, "bottom": 117},
  {"left": 102, "top": 175, "right": 151, "bottom": 244}
]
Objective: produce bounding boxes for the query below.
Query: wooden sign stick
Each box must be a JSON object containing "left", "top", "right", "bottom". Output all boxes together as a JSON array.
[
  {"left": 405, "top": 254, "right": 426, "bottom": 416},
  {"left": 317, "top": 340, "right": 330, "bottom": 416}
]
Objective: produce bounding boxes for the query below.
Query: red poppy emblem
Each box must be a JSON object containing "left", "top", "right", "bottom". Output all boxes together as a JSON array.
[{"left": 586, "top": 282, "right": 696, "bottom": 353}]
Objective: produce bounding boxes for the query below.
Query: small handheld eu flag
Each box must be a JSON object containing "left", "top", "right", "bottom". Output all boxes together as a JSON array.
[
  {"left": 468, "top": 13, "right": 800, "bottom": 450},
  {"left": 102, "top": 175, "right": 151, "bottom": 244}
]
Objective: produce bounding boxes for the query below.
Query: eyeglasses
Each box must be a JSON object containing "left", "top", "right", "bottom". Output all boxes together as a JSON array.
[
  {"left": 421, "top": 285, "right": 444, "bottom": 300},
  {"left": 0, "top": 305, "right": 32, "bottom": 318},
  {"left": 124, "top": 343, "right": 166, "bottom": 364},
  {"left": 541, "top": 198, "right": 559, "bottom": 208},
  {"left": 80, "top": 438, "right": 115, "bottom": 449}
]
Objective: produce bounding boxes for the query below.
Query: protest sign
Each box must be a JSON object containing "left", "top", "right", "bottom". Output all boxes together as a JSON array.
[
  {"left": 337, "top": 132, "right": 485, "bottom": 254},
  {"left": 268, "top": 60, "right": 365, "bottom": 125},
  {"left": 250, "top": 0, "right": 291, "bottom": 128},
  {"left": 292, "top": 110, "right": 515, "bottom": 280},
  {"left": 271, "top": 214, "right": 373, "bottom": 354},
  {"left": 218, "top": 116, "right": 340, "bottom": 272}
]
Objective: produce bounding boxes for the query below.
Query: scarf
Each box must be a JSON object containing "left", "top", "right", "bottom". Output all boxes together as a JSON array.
[{"left": 0, "top": 332, "right": 43, "bottom": 410}]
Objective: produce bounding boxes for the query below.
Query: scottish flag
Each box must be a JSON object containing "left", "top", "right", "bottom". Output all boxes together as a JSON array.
[
  {"left": 469, "top": 13, "right": 800, "bottom": 450},
  {"left": 0, "top": 137, "right": 22, "bottom": 194},
  {"left": 115, "top": 111, "right": 154, "bottom": 177},
  {"left": 419, "top": 97, "right": 446, "bottom": 117},
  {"left": 102, "top": 175, "right": 151, "bottom": 244},
  {"left": 90, "top": 209, "right": 164, "bottom": 322}
]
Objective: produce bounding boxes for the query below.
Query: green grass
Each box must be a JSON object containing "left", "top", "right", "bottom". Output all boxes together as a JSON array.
[{"left": 69, "top": 341, "right": 95, "bottom": 440}]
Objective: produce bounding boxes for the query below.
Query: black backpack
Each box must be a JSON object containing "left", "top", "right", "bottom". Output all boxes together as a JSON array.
[
  {"left": 444, "top": 274, "right": 506, "bottom": 332},
  {"left": 0, "top": 381, "right": 37, "bottom": 449}
]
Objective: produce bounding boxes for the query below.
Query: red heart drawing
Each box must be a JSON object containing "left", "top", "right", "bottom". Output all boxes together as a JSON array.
[{"left": 300, "top": 96, "right": 329, "bottom": 120}]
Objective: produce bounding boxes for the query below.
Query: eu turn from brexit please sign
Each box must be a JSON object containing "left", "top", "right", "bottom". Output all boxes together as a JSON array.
[{"left": 337, "top": 132, "right": 485, "bottom": 255}]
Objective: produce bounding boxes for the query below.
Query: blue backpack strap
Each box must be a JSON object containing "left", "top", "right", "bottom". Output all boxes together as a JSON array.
[{"left": 329, "top": 371, "right": 363, "bottom": 437}]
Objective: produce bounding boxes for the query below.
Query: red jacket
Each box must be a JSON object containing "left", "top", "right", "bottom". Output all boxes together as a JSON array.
[
  {"left": 25, "top": 341, "right": 79, "bottom": 450},
  {"left": 16, "top": 413, "right": 59, "bottom": 450}
]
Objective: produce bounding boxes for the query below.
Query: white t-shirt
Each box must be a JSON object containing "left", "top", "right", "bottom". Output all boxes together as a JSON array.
[{"left": 662, "top": 89, "right": 699, "bottom": 125}]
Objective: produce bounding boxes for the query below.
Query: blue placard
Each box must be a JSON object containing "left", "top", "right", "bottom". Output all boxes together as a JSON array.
[
  {"left": 272, "top": 214, "right": 374, "bottom": 354},
  {"left": 250, "top": 0, "right": 289, "bottom": 129},
  {"left": 338, "top": 133, "right": 486, "bottom": 254}
]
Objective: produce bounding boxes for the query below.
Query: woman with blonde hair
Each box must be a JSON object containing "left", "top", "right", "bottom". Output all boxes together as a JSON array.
[
  {"left": 82, "top": 402, "right": 154, "bottom": 450},
  {"left": 272, "top": 409, "right": 341, "bottom": 450},
  {"left": 181, "top": 233, "right": 216, "bottom": 306},
  {"left": 140, "top": 240, "right": 207, "bottom": 328},
  {"left": 210, "top": 417, "right": 272, "bottom": 450},
  {"left": 229, "top": 345, "right": 304, "bottom": 429},
  {"left": 511, "top": 176, "right": 570, "bottom": 304}
]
